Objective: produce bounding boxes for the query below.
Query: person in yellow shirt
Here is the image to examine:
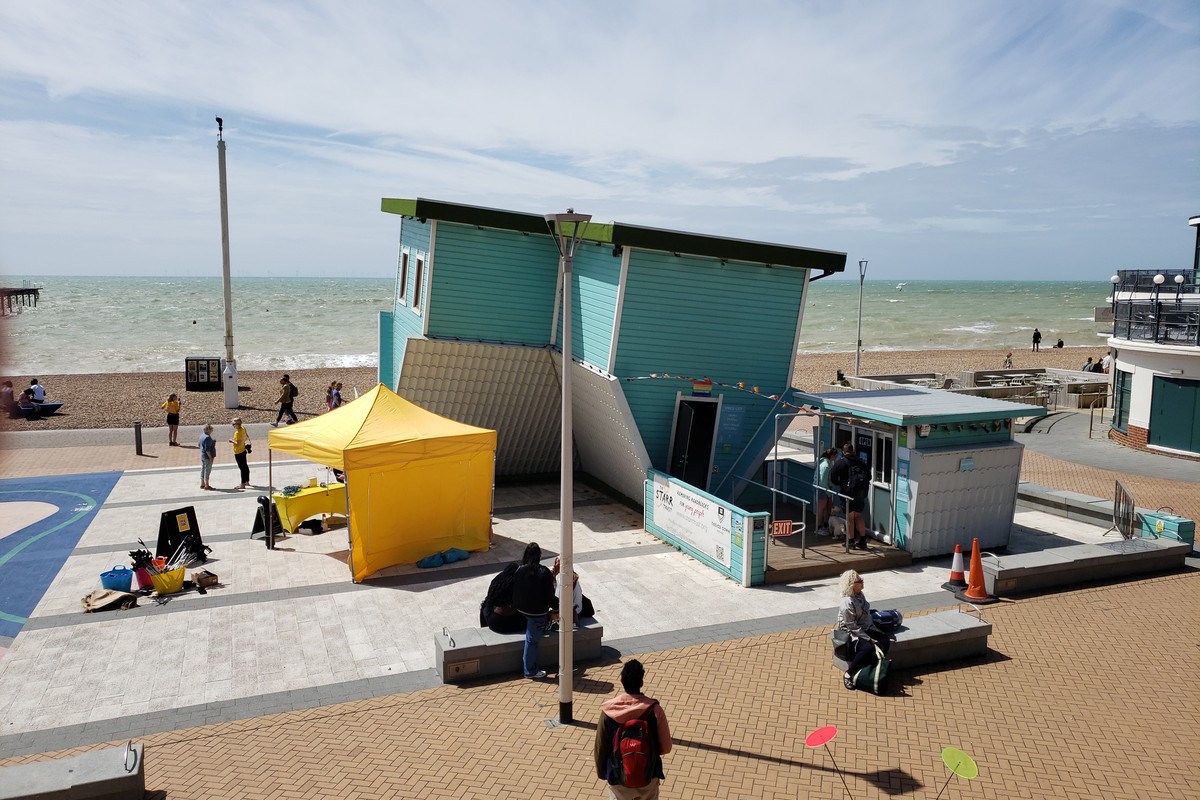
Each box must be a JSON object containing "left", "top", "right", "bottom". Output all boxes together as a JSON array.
[
  {"left": 229, "top": 417, "right": 252, "bottom": 489},
  {"left": 161, "top": 393, "right": 182, "bottom": 446}
]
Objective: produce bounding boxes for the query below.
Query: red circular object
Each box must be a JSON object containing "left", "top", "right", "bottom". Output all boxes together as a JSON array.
[{"left": 804, "top": 725, "right": 838, "bottom": 748}]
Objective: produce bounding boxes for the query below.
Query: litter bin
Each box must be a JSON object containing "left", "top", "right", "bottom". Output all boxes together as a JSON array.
[{"left": 185, "top": 357, "right": 224, "bottom": 391}]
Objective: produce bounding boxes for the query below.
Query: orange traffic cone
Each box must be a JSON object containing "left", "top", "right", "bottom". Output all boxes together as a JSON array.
[
  {"left": 941, "top": 543, "right": 967, "bottom": 591},
  {"left": 955, "top": 537, "right": 998, "bottom": 604}
]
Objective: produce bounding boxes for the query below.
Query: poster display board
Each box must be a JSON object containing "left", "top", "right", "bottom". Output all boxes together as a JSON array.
[{"left": 650, "top": 471, "right": 733, "bottom": 568}]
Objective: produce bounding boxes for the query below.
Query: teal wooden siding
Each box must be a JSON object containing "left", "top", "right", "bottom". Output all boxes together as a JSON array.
[
  {"left": 423, "top": 222, "right": 559, "bottom": 343},
  {"left": 614, "top": 250, "right": 806, "bottom": 473},
  {"left": 556, "top": 243, "right": 621, "bottom": 368},
  {"left": 377, "top": 311, "right": 394, "bottom": 388}
]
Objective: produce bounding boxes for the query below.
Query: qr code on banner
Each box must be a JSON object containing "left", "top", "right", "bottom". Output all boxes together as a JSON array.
[{"left": 715, "top": 545, "right": 725, "bottom": 562}]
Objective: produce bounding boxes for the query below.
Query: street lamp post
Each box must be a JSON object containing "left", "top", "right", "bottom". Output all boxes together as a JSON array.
[
  {"left": 544, "top": 209, "right": 591, "bottom": 725},
  {"left": 854, "top": 259, "right": 868, "bottom": 376},
  {"left": 216, "top": 116, "right": 239, "bottom": 409}
]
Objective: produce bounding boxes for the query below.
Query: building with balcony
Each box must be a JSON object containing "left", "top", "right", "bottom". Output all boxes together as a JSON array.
[{"left": 1106, "top": 214, "right": 1200, "bottom": 458}]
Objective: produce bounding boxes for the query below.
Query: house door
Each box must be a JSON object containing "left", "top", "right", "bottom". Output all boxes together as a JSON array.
[{"left": 669, "top": 399, "right": 719, "bottom": 490}]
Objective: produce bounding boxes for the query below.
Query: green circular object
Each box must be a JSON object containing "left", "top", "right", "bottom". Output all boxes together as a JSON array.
[{"left": 941, "top": 747, "right": 979, "bottom": 779}]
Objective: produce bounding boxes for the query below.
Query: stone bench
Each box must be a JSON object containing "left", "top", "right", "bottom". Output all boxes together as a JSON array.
[
  {"left": 832, "top": 608, "right": 991, "bottom": 672},
  {"left": 983, "top": 537, "right": 1189, "bottom": 597},
  {"left": 436, "top": 621, "right": 604, "bottom": 682},
  {"left": 0, "top": 741, "right": 144, "bottom": 800}
]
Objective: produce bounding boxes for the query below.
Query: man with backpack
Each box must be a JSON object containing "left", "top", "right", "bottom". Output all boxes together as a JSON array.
[
  {"left": 594, "top": 660, "right": 673, "bottom": 799},
  {"left": 273, "top": 374, "right": 299, "bottom": 426},
  {"left": 830, "top": 442, "right": 871, "bottom": 550}
]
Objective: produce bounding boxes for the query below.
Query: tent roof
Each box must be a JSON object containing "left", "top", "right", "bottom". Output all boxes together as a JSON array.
[{"left": 267, "top": 384, "right": 496, "bottom": 470}]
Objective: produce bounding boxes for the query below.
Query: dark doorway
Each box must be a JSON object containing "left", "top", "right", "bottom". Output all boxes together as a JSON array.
[{"left": 669, "top": 399, "right": 718, "bottom": 490}]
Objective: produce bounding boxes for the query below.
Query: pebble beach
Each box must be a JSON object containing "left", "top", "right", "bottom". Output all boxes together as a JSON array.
[{"left": 1, "top": 346, "right": 1107, "bottom": 433}]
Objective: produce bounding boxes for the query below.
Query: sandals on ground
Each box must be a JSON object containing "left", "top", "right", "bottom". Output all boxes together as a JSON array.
[{"left": 843, "top": 673, "right": 855, "bottom": 691}]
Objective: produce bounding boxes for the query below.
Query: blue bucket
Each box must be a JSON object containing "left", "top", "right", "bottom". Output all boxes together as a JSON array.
[{"left": 100, "top": 565, "right": 133, "bottom": 593}]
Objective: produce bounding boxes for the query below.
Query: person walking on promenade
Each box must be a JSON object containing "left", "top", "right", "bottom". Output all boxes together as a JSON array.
[
  {"left": 835, "top": 569, "right": 891, "bottom": 690},
  {"left": 162, "top": 392, "right": 182, "bottom": 446},
  {"left": 199, "top": 423, "right": 217, "bottom": 490},
  {"left": 594, "top": 659, "right": 673, "bottom": 799},
  {"left": 511, "top": 542, "right": 559, "bottom": 679},
  {"left": 274, "top": 374, "right": 298, "bottom": 426},
  {"left": 830, "top": 442, "right": 870, "bottom": 550},
  {"left": 229, "top": 417, "right": 251, "bottom": 489},
  {"left": 1031, "top": 328, "right": 1042, "bottom": 352}
]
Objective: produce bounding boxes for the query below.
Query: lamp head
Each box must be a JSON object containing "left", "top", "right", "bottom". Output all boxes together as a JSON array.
[
  {"left": 1175, "top": 274, "right": 1185, "bottom": 284},
  {"left": 1154, "top": 274, "right": 1166, "bottom": 285},
  {"left": 1109, "top": 275, "right": 1120, "bottom": 284}
]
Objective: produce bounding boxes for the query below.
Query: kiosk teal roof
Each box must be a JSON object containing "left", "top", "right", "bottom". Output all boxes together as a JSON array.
[{"left": 794, "top": 387, "right": 1049, "bottom": 426}]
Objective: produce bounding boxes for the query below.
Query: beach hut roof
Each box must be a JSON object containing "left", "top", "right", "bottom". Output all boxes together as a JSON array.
[{"left": 795, "top": 387, "right": 1048, "bottom": 426}]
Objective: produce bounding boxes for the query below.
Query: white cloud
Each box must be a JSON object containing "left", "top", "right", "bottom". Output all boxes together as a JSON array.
[{"left": 0, "top": 0, "right": 1197, "bottom": 278}]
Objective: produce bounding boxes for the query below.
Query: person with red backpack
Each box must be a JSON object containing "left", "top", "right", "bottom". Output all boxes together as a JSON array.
[{"left": 594, "top": 659, "right": 673, "bottom": 799}]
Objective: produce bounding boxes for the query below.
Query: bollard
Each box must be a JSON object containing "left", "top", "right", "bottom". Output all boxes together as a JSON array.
[{"left": 134, "top": 420, "right": 143, "bottom": 455}]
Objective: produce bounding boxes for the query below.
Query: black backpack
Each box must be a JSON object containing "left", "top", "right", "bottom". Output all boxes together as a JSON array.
[
  {"left": 845, "top": 458, "right": 869, "bottom": 500},
  {"left": 290, "top": 383, "right": 299, "bottom": 399}
]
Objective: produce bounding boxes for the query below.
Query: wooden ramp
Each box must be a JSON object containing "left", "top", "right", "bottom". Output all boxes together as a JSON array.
[{"left": 749, "top": 499, "right": 913, "bottom": 585}]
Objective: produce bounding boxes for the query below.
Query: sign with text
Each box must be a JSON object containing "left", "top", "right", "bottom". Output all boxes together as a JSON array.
[{"left": 652, "top": 472, "right": 733, "bottom": 567}]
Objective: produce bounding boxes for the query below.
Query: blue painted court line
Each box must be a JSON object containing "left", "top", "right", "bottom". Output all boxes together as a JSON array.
[{"left": 0, "top": 471, "right": 122, "bottom": 640}]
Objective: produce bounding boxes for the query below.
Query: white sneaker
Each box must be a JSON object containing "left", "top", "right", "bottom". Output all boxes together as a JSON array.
[
  {"left": 527, "top": 670, "right": 546, "bottom": 679},
  {"left": 817, "top": 527, "right": 830, "bottom": 536}
]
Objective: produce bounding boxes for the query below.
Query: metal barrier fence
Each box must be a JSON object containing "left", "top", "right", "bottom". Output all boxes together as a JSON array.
[{"left": 1111, "top": 480, "right": 1136, "bottom": 540}]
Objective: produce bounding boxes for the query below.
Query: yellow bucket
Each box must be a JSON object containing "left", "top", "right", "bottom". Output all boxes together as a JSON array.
[{"left": 150, "top": 567, "right": 185, "bottom": 595}]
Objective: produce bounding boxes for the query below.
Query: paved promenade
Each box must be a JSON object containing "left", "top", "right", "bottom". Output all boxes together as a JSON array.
[{"left": 0, "top": 414, "right": 1196, "bottom": 798}]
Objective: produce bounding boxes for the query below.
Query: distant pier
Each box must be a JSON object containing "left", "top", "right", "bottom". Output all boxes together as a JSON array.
[{"left": 0, "top": 287, "right": 41, "bottom": 315}]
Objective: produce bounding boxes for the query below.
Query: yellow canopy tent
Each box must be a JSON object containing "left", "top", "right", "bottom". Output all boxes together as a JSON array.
[{"left": 267, "top": 384, "right": 496, "bottom": 582}]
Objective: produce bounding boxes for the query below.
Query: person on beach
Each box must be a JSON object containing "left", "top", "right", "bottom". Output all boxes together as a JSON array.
[
  {"left": 162, "top": 393, "right": 181, "bottom": 446},
  {"left": 274, "top": 374, "right": 298, "bottom": 426},
  {"left": 1031, "top": 328, "right": 1042, "bottom": 352},
  {"left": 29, "top": 378, "right": 46, "bottom": 403},
  {"left": 1081, "top": 356, "right": 1095, "bottom": 372},
  {"left": 199, "top": 423, "right": 216, "bottom": 490},
  {"left": 835, "top": 569, "right": 891, "bottom": 691},
  {"left": 326, "top": 382, "right": 337, "bottom": 411},
  {"left": 1101, "top": 353, "right": 1111, "bottom": 373},
  {"left": 1002, "top": 353, "right": 1013, "bottom": 368},
  {"left": 229, "top": 417, "right": 251, "bottom": 489},
  {"left": 333, "top": 382, "right": 344, "bottom": 408},
  {"left": 1054, "top": 338, "right": 1065, "bottom": 348}
]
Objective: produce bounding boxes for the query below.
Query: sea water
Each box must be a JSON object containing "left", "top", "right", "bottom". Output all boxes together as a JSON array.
[{"left": 0, "top": 276, "right": 1112, "bottom": 374}]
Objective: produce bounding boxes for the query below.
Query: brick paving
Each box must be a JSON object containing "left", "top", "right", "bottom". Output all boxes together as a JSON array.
[
  {"left": 1, "top": 573, "right": 1194, "bottom": 799},
  {"left": 1, "top": 426, "right": 1197, "bottom": 798}
]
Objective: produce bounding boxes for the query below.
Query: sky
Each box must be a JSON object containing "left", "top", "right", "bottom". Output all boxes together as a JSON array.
[{"left": 0, "top": 0, "right": 1197, "bottom": 281}]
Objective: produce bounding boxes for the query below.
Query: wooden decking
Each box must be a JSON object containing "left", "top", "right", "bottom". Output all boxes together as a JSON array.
[{"left": 749, "top": 499, "right": 913, "bottom": 584}]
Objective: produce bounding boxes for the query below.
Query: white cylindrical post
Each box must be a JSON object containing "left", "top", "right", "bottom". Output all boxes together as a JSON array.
[
  {"left": 855, "top": 259, "right": 867, "bottom": 376},
  {"left": 217, "top": 120, "right": 239, "bottom": 409}
]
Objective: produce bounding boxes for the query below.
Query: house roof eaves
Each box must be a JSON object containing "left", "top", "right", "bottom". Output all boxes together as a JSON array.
[{"left": 381, "top": 197, "right": 847, "bottom": 272}]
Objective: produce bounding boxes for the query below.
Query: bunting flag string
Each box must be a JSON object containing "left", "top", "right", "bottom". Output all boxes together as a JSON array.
[{"left": 622, "top": 372, "right": 818, "bottom": 413}]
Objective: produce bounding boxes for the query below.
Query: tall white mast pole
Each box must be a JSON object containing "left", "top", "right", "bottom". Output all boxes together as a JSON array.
[{"left": 217, "top": 116, "right": 239, "bottom": 409}]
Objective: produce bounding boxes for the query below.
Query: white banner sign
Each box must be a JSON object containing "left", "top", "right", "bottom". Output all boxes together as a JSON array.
[{"left": 652, "top": 473, "right": 733, "bottom": 567}]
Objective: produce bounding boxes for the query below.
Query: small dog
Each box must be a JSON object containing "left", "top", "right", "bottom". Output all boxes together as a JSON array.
[{"left": 828, "top": 515, "right": 847, "bottom": 541}]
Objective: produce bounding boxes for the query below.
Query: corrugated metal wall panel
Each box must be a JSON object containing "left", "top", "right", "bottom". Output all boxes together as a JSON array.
[
  {"left": 397, "top": 339, "right": 561, "bottom": 475},
  {"left": 572, "top": 361, "right": 652, "bottom": 506},
  {"left": 424, "top": 223, "right": 559, "bottom": 343},
  {"left": 905, "top": 441, "right": 1024, "bottom": 558}
]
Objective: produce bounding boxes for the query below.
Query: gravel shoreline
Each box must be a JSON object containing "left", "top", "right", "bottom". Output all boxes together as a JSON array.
[{"left": 1, "top": 346, "right": 1106, "bottom": 432}]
